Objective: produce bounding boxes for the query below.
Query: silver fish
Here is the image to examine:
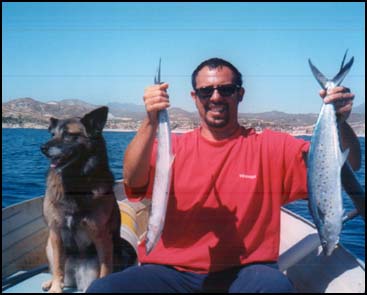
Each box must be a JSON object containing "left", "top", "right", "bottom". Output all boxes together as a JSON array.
[
  {"left": 307, "top": 50, "right": 354, "bottom": 256},
  {"left": 145, "top": 59, "right": 174, "bottom": 255}
]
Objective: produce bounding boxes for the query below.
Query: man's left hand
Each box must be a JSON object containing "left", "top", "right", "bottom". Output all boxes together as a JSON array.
[{"left": 319, "top": 86, "right": 355, "bottom": 122}]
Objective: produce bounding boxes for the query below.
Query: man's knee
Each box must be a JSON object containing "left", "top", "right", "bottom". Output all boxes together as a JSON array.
[
  {"left": 229, "top": 264, "right": 296, "bottom": 293},
  {"left": 86, "top": 266, "right": 142, "bottom": 293},
  {"left": 87, "top": 276, "right": 111, "bottom": 293},
  {"left": 86, "top": 271, "right": 126, "bottom": 293}
]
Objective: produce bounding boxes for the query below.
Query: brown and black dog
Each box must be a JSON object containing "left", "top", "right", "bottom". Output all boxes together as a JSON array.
[{"left": 40, "top": 106, "right": 135, "bottom": 292}]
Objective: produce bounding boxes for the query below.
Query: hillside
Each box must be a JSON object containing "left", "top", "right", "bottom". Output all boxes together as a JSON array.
[{"left": 2, "top": 98, "right": 365, "bottom": 135}]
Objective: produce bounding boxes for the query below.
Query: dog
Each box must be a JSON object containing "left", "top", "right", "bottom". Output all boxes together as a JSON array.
[{"left": 40, "top": 106, "right": 136, "bottom": 292}]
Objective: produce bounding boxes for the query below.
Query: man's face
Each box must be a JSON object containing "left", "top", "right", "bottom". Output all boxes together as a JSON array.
[{"left": 191, "top": 66, "right": 244, "bottom": 130}]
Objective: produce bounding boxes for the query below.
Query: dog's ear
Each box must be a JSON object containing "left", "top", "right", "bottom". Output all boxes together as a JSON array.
[
  {"left": 81, "top": 106, "right": 108, "bottom": 136},
  {"left": 48, "top": 117, "right": 58, "bottom": 133}
]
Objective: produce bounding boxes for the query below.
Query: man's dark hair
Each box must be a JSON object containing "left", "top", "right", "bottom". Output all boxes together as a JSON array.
[{"left": 191, "top": 58, "right": 243, "bottom": 89}]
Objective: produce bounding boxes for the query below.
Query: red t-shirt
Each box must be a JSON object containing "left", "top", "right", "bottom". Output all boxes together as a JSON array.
[{"left": 124, "top": 127, "right": 309, "bottom": 273}]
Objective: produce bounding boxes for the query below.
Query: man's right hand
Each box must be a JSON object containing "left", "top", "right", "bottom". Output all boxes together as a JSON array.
[
  {"left": 123, "top": 83, "right": 170, "bottom": 188},
  {"left": 143, "top": 83, "right": 170, "bottom": 123}
]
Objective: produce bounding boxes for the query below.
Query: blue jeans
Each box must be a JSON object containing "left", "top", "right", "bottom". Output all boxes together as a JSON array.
[{"left": 86, "top": 263, "right": 295, "bottom": 293}]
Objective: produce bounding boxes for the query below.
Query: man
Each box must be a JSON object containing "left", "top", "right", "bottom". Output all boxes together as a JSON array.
[{"left": 87, "top": 58, "right": 360, "bottom": 293}]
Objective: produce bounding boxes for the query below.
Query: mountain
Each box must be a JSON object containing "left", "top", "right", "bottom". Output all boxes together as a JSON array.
[
  {"left": 2, "top": 97, "right": 365, "bottom": 135},
  {"left": 107, "top": 102, "right": 145, "bottom": 113},
  {"left": 107, "top": 102, "right": 146, "bottom": 120},
  {"left": 353, "top": 103, "right": 365, "bottom": 114},
  {"left": 240, "top": 111, "right": 318, "bottom": 125},
  {"left": 2, "top": 98, "right": 99, "bottom": 120},
  {"left": 1, "top": 97, "right": 196, "bottom": 130}
]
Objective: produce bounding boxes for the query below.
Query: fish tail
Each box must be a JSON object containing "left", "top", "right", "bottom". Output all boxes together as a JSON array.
[
  {"left": 145, "top": 240, "right": 153, "bottom": 255},
  {"left": 332, "top": 55, "right": 354, "bottom": 86},
  {"left": 308, "top": 50, "right": 354, "bottom": 89},
  {"left": 308, "top": 59, "right": 328, "bottom": 89}
]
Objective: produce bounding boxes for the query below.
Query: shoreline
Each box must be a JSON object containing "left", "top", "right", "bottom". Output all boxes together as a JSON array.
[{"left": 2, "top": 126, "right": 365, "bottom": 138}]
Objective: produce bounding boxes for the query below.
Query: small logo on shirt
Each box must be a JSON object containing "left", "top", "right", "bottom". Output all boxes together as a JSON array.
[{"left": 239, "top": 174, "right": 257, "bottom": 179}]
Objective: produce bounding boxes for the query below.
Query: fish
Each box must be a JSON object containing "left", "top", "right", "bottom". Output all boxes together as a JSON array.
[
  {"left": 307, "top": 50, "right": 354, "bottom": 256},
  {"left": 145, "top": 59, "right": 174, "bottom": 255}
]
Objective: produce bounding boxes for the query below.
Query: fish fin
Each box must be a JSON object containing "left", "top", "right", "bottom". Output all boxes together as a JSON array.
[
  {"left": 339, "top": 49, "right": 348, "bottom": 71},
  {"left": 342, "top": 209, "right": 359, "bottom": 223},
  {"left": 145, "top": 241, "right": 153, "bottom": 255},
  {"left": 332, "top": 55, "right": 354, "bottom": 86},
  {"left": 308, "top": 59, "right": 328, "bottom": 89},
  {"left": 309, "top": 50, "right": 354, "bottom": 89},
  {"left": 145, "top": 228, "right": 159, "bottom": 255},
  {"left": 170, "top": 154, "right": 175, "bottom": 166},
  {"left": 317, "top": 207, "right": 325, "bottom": 221},
  {"left": 340, "top": 148, "right": 350, "bottom": 165}
]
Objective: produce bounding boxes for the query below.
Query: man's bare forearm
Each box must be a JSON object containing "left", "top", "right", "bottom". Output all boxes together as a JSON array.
[
  {"left": 123, "top": 118, "right": 157, "bottom": 188},
  {"left": 339, "top": 121, "right": 361, "bottom": 171}
]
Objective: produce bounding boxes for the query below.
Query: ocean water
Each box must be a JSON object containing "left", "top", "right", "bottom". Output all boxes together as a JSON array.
[{"left": 2, "top": 128, "right": 365, "bottom": 261}]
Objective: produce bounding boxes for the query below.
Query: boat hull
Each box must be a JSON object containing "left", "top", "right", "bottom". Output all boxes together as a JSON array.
[{"left": 2, "top": 181, "right": 365, "bottom": 293}]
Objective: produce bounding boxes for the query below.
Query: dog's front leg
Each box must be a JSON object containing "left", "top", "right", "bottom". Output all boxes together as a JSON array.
[
  {"left": 95, "top": 232, "right": 114, "bottom": 277},
  {"left": 46, "top": 229, "right": 65, "bottom": 293},
  {"left": 85, "top": 225, "right": 114, "bottom": 278}
]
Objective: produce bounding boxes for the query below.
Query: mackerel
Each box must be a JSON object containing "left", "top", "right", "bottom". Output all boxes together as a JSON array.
[
  {"left": 307, "top": 51, "right": 353, "bottom": 256},
  {"left": 145, "top": 59, "right": 174, "bottom": 255}
]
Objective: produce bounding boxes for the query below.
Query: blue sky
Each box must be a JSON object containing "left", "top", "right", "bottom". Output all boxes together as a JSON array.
[{"left": 2, "top": 2, "right": 365, "bottom": 113}]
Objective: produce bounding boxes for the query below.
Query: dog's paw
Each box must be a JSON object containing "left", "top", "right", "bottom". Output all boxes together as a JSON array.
[
  {"left": 42, "top": 279, "right": 64, "bottom": 293},
  {"left": 49, "top": 286, "right": 63, "bottom": 293},
  {"left": 42, "top": 279, "right": 52, "bottom": 291}
]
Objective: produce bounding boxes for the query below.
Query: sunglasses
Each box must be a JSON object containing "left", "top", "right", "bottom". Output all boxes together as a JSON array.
[{"left": 195, "top": 84, "right": 241, "bottom": 100}]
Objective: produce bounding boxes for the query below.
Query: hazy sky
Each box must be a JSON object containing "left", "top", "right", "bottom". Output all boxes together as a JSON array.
[{"left": 2, "top": 2, "right": 365, "bottom": 113}]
